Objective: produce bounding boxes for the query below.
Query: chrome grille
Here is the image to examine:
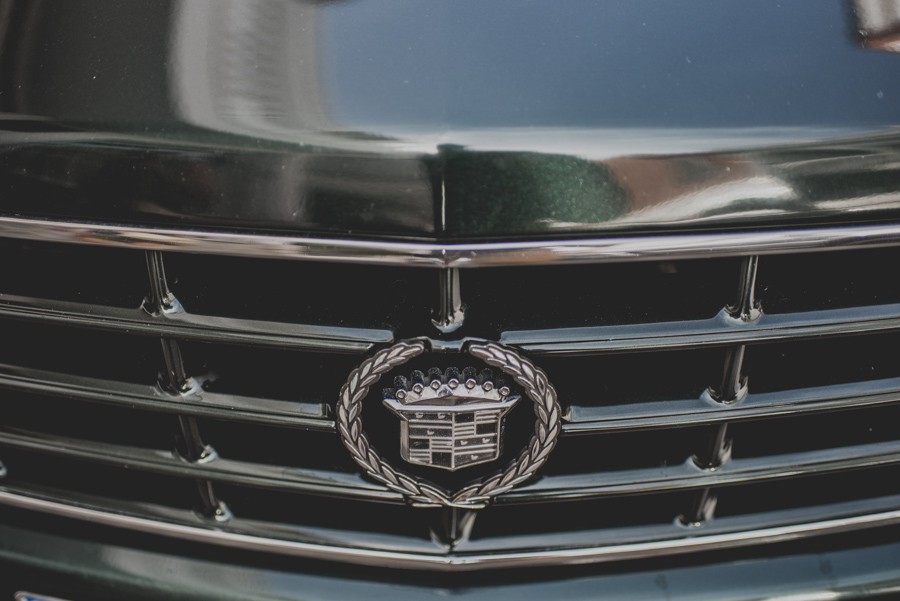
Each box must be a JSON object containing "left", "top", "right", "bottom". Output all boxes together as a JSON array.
[{"left": 1, "top": 225, "right": 900, "bottom": 571}]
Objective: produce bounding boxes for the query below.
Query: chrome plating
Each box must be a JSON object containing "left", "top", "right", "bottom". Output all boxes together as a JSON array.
[
  {"left": 6, "top": 216, "right": 900, "bottom": 267},
  {"left": 337, "top": 341, "right": 561, "bottom": 508},
  {"left": 384, "top": 368, "right": 520, "bottom": 471}
]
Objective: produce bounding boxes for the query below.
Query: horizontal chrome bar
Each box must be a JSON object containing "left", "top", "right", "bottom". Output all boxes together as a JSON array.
[
  {"left": 2, "top": 215, "right": 900, "bottom": 267},
  {"left": 563, "top": 377, "right": 900, "bottom": 433},
  {"left": 502, "top": 440, "right": 900, "bottom": 502},
  {"left": 505, "top": 304, "right": 900, "bottom": 355},
  {"left": 4, "top": 424, "right": 899, "bottom": 504},
  {"left": 0, "top": 364, "right": 335, "bottom": 431},
  {"left": 0, "top": 429, "right": 401, "bottom": 502},
  {"left": 0, "top": 484, "right": 898, "bottom": 571},
  {"left": 0, "top": 294, "right": 390, "bottom": 353}
]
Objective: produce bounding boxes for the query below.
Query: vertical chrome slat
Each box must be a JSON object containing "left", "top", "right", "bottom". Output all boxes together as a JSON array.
[
  {"left": 432, "top": 268, "right": 466, "bottom": 334},
  {"left": 430, "top": 507, "right": 478, "bottom": 549},
  {"left": 682, "top": 256, "right": 760, "bottom": 525},
  {"left": 145, "top": 251, "right": 231, "bottom": 521}
]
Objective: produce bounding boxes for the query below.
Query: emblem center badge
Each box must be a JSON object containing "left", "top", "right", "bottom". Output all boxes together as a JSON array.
[
  {"left": 383, "top": 368, "right": 521, "bottom": 471},
  {"left": 337, "top": 341, "right": 561, "bottom": 508}
]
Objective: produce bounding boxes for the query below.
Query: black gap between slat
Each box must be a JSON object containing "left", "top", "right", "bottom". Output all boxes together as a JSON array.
[
  {"left": 0, "top": 319, "right": 161, "bottom": 385},
  {"left": 463, "top": 257, "right": 741, "bottom": 336},
  {"left": 195, "top": 418, "right": 356, "bottom": 473},
  {"left": 0, "top": 447, "right": 197, "bottom": 510},
  {"left": 729, "top": 403, "right": 900, "bottom": 459},
  {"left": 473, "top": 490, "right": 696, "bottom": 539},
  {"left": 215, "top": 483, "right": 432, "bottom": 539},
  {"left": 163, "top": 252, "right": 432, "bottom": 334},
  {"left": 540, "top": 426, "right": 707, "bottom": 476},
  {"left": 0, "top": 238, "right": 148, "bottom": 307},
  {"left": 1, "top": 391, "right": 178, "bottom": 450},
  {"left": 181, "top": 340, "right": 359, "bottom": 404},
  {"left": 747, "top": 332, "right": 900, "bottom": 394},
  {"left": 539, "top": 347, "right": 724, "bottom": 408},
  {"left": 756, "top": 246, "right": 900, "bottom": 314},
  {"left": 715, "top": 464, "right": 900, "bottom": 517}
]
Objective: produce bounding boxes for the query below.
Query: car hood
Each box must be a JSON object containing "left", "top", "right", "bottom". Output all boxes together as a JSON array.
[{"left": 2, "top": 0, "right": 900, "bottom": 240}]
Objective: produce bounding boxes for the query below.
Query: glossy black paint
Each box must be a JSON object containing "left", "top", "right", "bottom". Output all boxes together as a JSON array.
[{"left": 2, "top": 1, "right": 900, "bottom": 238}]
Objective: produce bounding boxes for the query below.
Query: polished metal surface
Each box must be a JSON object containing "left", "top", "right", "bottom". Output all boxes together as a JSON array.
[
  {"left": 337, "top": 341, "right": 561, "bottom": 508},
  {"left": 564, "top": 377, "right": 900, "bottom": 433},
  {"left": 0, "top": 485, "right": 899, "bottom": 571},
  {"left": 432, "top": 268, "right": 466, "bottom": 333},
  {"left": 4, "top": 520, "right": 900, "bottom": 601},
  {"left": 383, "top": 367, "right": 520, "bottom": 471},
  {"left": 0, "top": 292, "right": 391, "bottom": 352},
  {"left": 7, "top": 215, "right": 900, "bottom": 267},
  {"left": 504, "top": 303, "right": 900, "bottom": 354},
  {"left": 0, "top": 428, "right": 403, "bottom": 502},
  {"left": 0, "top": 363, "right": 334, "bottom": 430},
  {"left": 4, "top": 416, "right": 899, "bottom": 504}
]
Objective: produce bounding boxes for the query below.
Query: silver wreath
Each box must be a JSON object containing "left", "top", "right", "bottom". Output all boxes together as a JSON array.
[{"left": 336, "top": 340, "right": 562, "bottom": 508}]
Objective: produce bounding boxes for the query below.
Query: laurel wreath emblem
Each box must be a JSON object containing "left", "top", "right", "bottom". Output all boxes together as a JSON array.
[{"left": 336, "top": 340, "right": 562, "bottom": 508}]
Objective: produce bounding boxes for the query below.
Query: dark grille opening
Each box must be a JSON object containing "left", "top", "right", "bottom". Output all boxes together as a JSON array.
[
  {"left": 473, "top": 490, "right": 695, "bottom": 539},
  {"left": 0, "top": 238, "right": 148, "bottom": 307},
  {"left": 463, "top": 257, "right": 741, "bottom": 335},
  {"left": 0, "top": 392, "right": 177, "bottom": 450},
  {"left": 714, "top": 464, "right": 900, "bottom": 517},
  {"left": 163, "top": 253, "right": 433, "bottom": 332},
  {"left": 216, "top": 484, "right": 434, "bottom": 539},
  {"left": 196, "top": 418, "right": 356, "bottom": 472},
  {"left": 539, "top": 347, "right": 724, "bottom": 408},
  {"left": 181, "top": 340, "right": 358, "bottom": 404},
  {"left": 756, "top": 247, "right": 900, "bottom": 314},
  {"left": 0, "top": 447, "right": 198, "bottom": 509},
  {"left": 0, "top": 320, "right": 161, "bottom": 384},
  {"left": 728, "top": 403, "right": 900, "bottom": 458},
  {"left": 747, "top": 332, "right": 900, "bottom": 394},
  {"left": 540, "top": 426, "right": 706, "bottom": 475}
]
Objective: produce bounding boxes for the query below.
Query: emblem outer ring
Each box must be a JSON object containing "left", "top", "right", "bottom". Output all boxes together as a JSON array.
[{"left": 336, "top": 340, "right": 562, "bottom": 508}]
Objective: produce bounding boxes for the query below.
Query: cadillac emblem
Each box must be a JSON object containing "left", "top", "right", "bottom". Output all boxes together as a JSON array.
[{"left": 337, "top": 341, "right": 561, "bottom": 508}]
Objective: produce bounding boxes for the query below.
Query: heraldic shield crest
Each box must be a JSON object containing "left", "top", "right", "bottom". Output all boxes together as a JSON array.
[
  {"left": 336, "top": 341, "right": 562, "bottom": 508},
  {"left": 383, "top": 367, "right": 521, "bottom": 471}
]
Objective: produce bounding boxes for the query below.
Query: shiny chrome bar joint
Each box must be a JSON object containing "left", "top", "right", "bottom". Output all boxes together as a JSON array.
[
  {"left": 143, "top": 250, "right": 183, "bottom": 315},
  {"left": 683, "top": 256, "right": 759, "bottom": 525},
  {"left": 147, "top": 251, "right": 226, "bottom": 519},
  {"left": 431, "top": 268, "right": 466, "bottom": 334},
  {"left": 430, "top": 507, "right": 478, "bottom": 549},
  {"left": 727, "top": 255, "right": 761, "bottom": 323},
  {"left": 4, "top": 215, "right": 900, "bottom": 267}
]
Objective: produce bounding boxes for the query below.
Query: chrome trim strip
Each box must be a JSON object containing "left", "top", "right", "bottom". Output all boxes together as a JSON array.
[
  {"left": 506, "top": 305, "right": 900, "bottom": 355},
  {"left": 0, "top": 294, "right": 390, "bottom": 353},
  {"left": 0, "top": 487, "right": 898, "bottom": 571},
  {"left": 563, "top": 377, "right": 900, "bottom": 433},
  {"left": 502, "top": 440, "right": 900, "bottom": 502},
  {"left": 4, "top": 424, "right": 899, "bottom": 504},
  {"left": 0, "top": 364, "right": 335, "bottom": 431},
  {"left": 3, "top": 216, "right": 900, "bottom": 267},
  {"left": 0, "top": 429, "right": 401, "bottom": 502}
]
